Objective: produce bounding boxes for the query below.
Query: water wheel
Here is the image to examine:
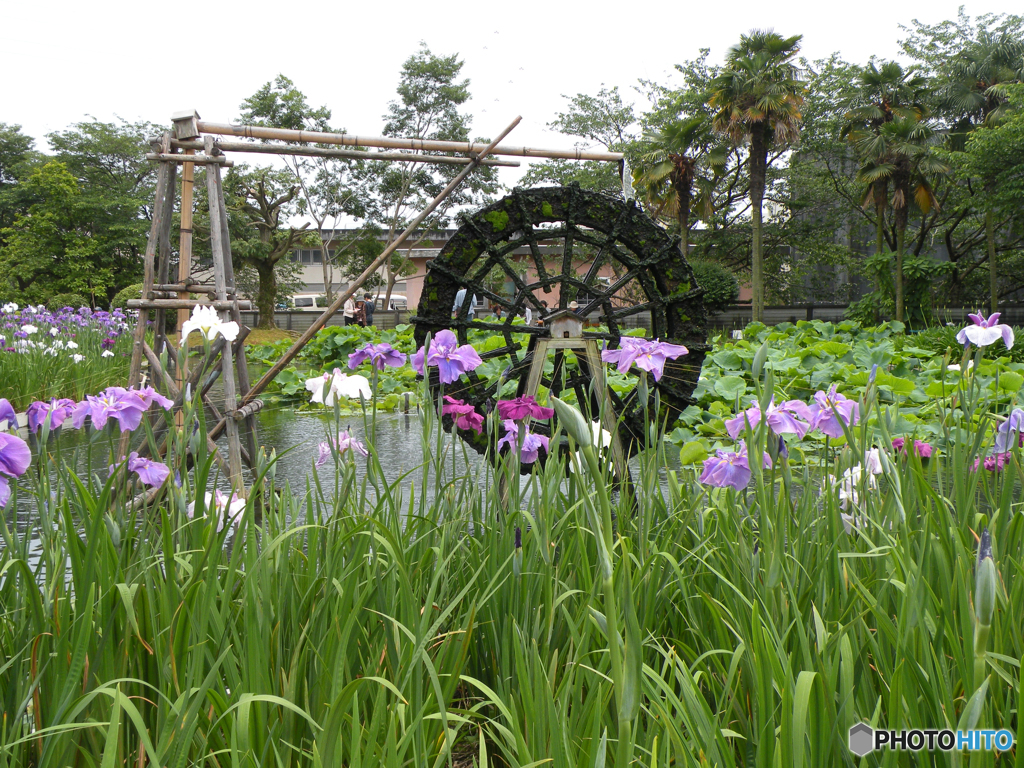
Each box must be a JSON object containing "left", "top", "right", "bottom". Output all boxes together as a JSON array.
[{"left": 411, "top": 185, "right": 707, "bottom": 465}]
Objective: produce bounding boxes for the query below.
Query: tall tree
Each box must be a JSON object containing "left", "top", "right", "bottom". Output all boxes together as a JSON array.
[
  {"left": 0, "top": 124, "right": 40, "bottom": 246},
  {"left": 939, "top": 32, "right": 1024, "bottom": 311},
  {"left": 632, "top": 116, "right": 725, "bottom": 257},
  {"left": 364, "top": 43, "right": 499, "bottom": 308},
  {"left": 841, "top": 61, "right": 929, "bottom": 262},
  {"left": 239, "top": 76, "right": 370, "bottom": 300},
  {"left": 851, "top": 118, "right": 948, "bottom": 321},
  {"left": 709, "top": 30, "right": 804, "bottom": 322},
  {"left": 225, "top": 166, "right": 313, "bottom": 328},
  {"left": 521, "top": 86, "right": 638, "bottom": 195}
]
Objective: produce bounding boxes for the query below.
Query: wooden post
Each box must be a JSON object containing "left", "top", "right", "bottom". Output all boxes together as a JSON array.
[
  {"left": 123, "top": 142, "right": 175, "bottom": 458},
  {"left": 205, "top": 136, "right": 245, "bottom": 491},
  {"left": 154, "top": 138, "right": 177, "bottom": 359}
]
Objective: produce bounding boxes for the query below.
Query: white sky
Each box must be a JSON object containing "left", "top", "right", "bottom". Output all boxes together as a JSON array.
[{"left": 1, "top": 0, "right": 1016, "bottom": 188}]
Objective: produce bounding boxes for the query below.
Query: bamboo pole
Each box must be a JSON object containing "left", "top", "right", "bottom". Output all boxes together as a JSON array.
[
  {"left": 196, "top": 120, "right": 622, "bottom": 162},
  {"left": 176, "top": 150, "right": 195, "bottom": 429},
  {"left": 166, "top": 138, "right": 520, "bottom": 167},
  {"left": 206, "top": 116, "right": 522, "bottom": 441}
]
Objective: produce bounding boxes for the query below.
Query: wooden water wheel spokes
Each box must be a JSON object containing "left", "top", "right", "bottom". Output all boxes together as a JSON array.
[{"left": 412, "top": 185, "right": 708, "bottom": 467}]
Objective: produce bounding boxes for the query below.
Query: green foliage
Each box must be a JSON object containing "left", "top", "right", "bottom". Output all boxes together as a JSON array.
[
  {"left": 4, "top": 320, "right": 1024, "bottom": 765},
  {"left": 45, "top": 293, "right": 90, "bottom": 311},
  {"left": 689, "top": 259, "right": 739, "bottom": 313},
  {"left": 110, "top": 282, "right": 142, "bottom": 310},
  {"left": 847, "top": 250, "right": 952, "bottom": 326}
]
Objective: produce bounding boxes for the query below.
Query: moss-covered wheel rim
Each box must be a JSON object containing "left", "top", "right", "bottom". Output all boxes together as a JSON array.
[{"left": 412, "top": 185, "right": 708, "bottom": 466}]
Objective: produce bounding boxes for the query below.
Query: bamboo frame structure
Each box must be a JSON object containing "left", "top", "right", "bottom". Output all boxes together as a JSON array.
[
  {"left": 196, "top": 121, "right": 624, "bottom": 162},
  {"left": 132, "top": 109, "right": 623, "bottom": 490}
]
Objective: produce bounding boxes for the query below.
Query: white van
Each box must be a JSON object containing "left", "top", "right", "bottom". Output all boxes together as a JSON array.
[
  {"left": 290, "top": 294, "right": 329, "bottom": 311},
  {"left": 372, "top": 294, "right": 408, "bottom": 311}
]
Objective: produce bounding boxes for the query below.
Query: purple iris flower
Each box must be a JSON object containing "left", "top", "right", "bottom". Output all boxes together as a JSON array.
[
  {"left": 995, "top": 407, "right": 1024, "bottom": 452},
  {"left": 497, "top": 395, "right": 554, "bottom": 421},
  {"left": 110, "top": 452, "right": 170, "bottom": 488},
  {"left": 808, "top": 387, "right": 859, "bottom": 438},
  {"left": 892, "top": 437, "right": 933, "bottom": 458},
  {"left": 973, "top": 452, "right": 1013, "bottom": 472},
  {"left": 76, "top": 389, "right": 142, "bottom": 432},
  {"left": 26, "top": 398, "right": 77, "bottom": 433},
  {"left": 602, "top": 337, "right": 689, "bottom": 382},
  {"left": 497, "top": 419, "right": 549, "bottom": 464},
  {"left": 410, "top": 345, "right": 425, "bottom": 375},
  {"left": 0, "top": 432, "right": 31, "bottom": 507},
  {"left": 725, "top": 398, "right": 814, "bottom": 439},
  {"left": 124, "top": 386, "right": 174, "bottom": 411},
  {"left": 348, "top": 342, "right": 407, "bottom": 371},
  {"left": 315, "top": 430, "right": 369, "bottom": 467},
  {"left": 0, "top": 398, "right": 17, "bottom": 427},
  {"left": 698, "top": 444, "right": 773, "bottom": 491},
  {"left": 442, "top": 396, "right": 484, "bottom": 434},
  {"left": 957, "top": 312, "right": 1014, "bottom": 350},
  {"left": 418, "top": 330, "right": 483, "bottom": 384}
]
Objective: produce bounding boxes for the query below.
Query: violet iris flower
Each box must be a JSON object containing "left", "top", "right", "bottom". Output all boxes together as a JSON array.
[
  {"left": 973, "top": 452, "right": 1013, "bottom": 472},
  {"left": 0, "top": 398, "right": 16, "bottom": 428},
  {"left": 0, "top": 432, "right": 31, "bottom": 507},
  {"left": 808, "top": 387, "right": 859, "bottom": 438},
  {"left": 725, "top": 398, "right": 814, "bottom": 439},
  {"left": 995, "top": 408, "right": 1024, "bottom": 452},
  {"left": 602, "top": 337, "right": 689, "bottom": 382},
  {"left": 497, "top": 419, "right": 549, "bottom": 464},
  {"left": 892, "top": 437, "right": 933, "bottom": 458},
  {"left": 442, "top": 396, "right": 484, "bottom": 434},
  {"left": 124, "top": 386, "right": 174, "bottom": 411},
  {"left": 497, "top": 395, "right": 554, "bottom": 421},
  {"left": 410, "top": 346, "right": 426, "bottom": 375},
  {"left": 315, "top": 429, "right": 369, "bottom": 467},
  {"left": 698, "top": 445, "right": 772, "bottom": 491},
  {"left": 957, "top": 312, "right": 1014, "bottom": 350},
  {"left": 421, "top": 330, "right": 483, "bottom": 384},
  {"left": 26, "top": 398, "right": 76, "bottom": 433},
  {"left": 73, "top": 389, "right": 143, "bottom": 432},
  {"left": 110, "top": 452, "right": 170, "bottom": 488},
  {"left": 348, "top": 342, "right": 407, "bottom": 371}
]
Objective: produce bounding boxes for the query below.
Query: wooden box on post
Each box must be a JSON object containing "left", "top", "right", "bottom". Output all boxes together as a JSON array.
[{"left": 171, "top": 110, "right": 201, "bottom": 140}]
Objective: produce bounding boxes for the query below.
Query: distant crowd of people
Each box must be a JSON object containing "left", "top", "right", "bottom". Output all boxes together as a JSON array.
[{"left": 342, "top": 293, "right": 377, "bottom": 327}]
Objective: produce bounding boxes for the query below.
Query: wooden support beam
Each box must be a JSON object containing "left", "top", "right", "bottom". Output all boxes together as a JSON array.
[
  {"left": 167, "top": 138, "right": 519, "bottom": 167},
  {"left": 196, "top": 119, "right": 622, "bottom": 162},
  {"left": 146, "top": 152, "right": 233, "bottom": 166},
  {"left": 128, "top": 298, "right": 252, "bottom": 310},
  {"left": 154, "top": 283, "right": 217, "bottom": 294},
  {"left": 233, "top": 400, "right": 264, "bottom": 421}
]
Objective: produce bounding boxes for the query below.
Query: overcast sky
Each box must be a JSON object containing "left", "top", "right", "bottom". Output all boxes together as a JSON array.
[{"left": 2, "top": 0, "right": 1016, "bottom": 185}]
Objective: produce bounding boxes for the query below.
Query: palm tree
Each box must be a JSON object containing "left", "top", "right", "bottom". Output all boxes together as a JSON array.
[
  {"left": 841, "top": 61, "right": 929, "bottom": 262},
  {"left": 852, "top": 118, "right": 948, "bottom": 322},
  {"left": 709, "top": 30, "right": 803, "bottom": 323},
  {"left": 632, "top": 116, "right": 726, "bottom": 258},
  {"left": 940, "top": 31, "right": 1024, "bottom": 312}
]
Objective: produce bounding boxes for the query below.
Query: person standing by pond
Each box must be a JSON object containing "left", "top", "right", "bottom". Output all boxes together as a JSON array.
[
  {"left": 343, "top": 295, "right": 357, "bottom": 326},
  {"left": 362, "top": 293, "right": 375, "bottom": 327},
  {"left": 453, "top": 287, "right": 476, "bottom": 320}
]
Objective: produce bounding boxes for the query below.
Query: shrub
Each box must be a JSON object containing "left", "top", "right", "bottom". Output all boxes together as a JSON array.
[
  {"left": 45, "top": 293, "right": 90, "bottom": 311},
  {"left": 690, "top": 260, "right": 739, "bottom": 315},
  {"left": 110, "top": 283, "right": 143, "bottom": 310}
]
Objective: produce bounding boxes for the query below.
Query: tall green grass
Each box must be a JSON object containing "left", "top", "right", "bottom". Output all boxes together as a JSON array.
[{"left": 1, "top": 360, "right": 1021, "bottom": 766}]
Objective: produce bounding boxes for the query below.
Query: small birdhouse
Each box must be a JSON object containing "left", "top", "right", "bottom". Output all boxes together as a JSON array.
[
  {"left": 171, "top": 109, "right": 201, "bottom": 140},
  {"left": 546, "top": 309, "right": 584, "bottom": 339}
]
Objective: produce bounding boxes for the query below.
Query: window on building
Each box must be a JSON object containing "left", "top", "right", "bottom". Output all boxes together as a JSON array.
[
  {"left": 301, "top": 250, "right": 311, "bottom": 264},
  {"left": 312, "top": 250, "right": 322, "bottom": 263}
]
